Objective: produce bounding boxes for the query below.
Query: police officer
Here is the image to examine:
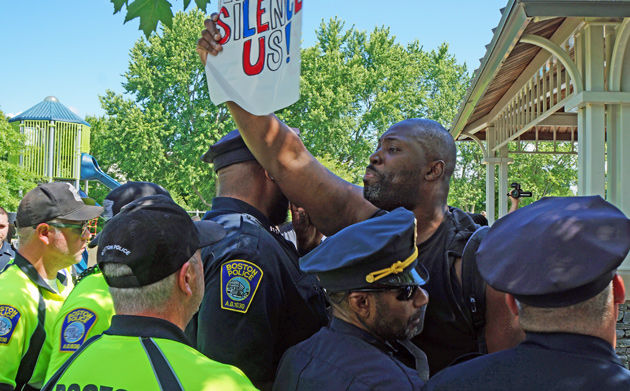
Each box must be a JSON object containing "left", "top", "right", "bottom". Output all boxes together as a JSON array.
[
  {"left": 0, "top": 206, "right": 15, "bottom": 270},
  {"left": 42, "top": 195, "right": 258, "bottom": 391},
  {"left": 45, "top": 181, "right": 172, "bottom": 379},
  {"left": 0, "top": 183, "right": 103, "bottom": 390},
  {"left": 274, "top": 208, "right": 430, "bottom": 390},
  {"left": 190, "top": 130, "right": 329, "bottom": 390},
  {"left": 423, "top": 196, "right": 630, "bottom": 390}
]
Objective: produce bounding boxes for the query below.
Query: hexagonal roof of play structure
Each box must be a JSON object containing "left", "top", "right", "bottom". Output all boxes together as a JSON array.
[{"left": 8, "top": 96, "right": 90, "bottom": 126}]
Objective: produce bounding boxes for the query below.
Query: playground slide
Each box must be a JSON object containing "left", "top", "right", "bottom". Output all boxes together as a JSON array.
[{"left": 80, "top": 153, "right": 120, "bottom": 190}]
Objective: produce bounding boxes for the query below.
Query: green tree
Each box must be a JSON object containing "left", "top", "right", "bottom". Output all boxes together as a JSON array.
[
  {"left": 110, "top": 0, "right": 211, "bottom": 38},
  {"left": 91, "top": 9, "right": 231, "bottom": 210},
  {"left": 507, "top": 142, "right": 577, "bottom": 207},
  {"left": 448, "top": 141, "right": 486, "bottom": 212},
  {"left": 447, "top": 141, "right": 578, "bottom": 213},
  {"left": 0, "top": 110, "right": 38, "bottom": 210},
  {"left": 277, "top": 18, "right": 470, "bottom": 182}
]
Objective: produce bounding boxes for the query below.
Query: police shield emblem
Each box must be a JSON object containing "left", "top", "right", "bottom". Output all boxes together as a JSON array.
[
  {"left": 60, "top": 308, "right": 98, "bottom": 352},
  {"left": 0, "top": 305, "right": 20, "bottom": 344},
  {"left": 221, "top": 260, "right": 263, "bottom": 313}
]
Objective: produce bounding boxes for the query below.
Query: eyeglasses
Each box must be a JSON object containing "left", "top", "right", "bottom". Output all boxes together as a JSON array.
[
  {"left": 352, "top": 285, "right": 420, "bottom": 301},
  {"left": 43, "top": 221, "right": 90, "bottom": 235}
]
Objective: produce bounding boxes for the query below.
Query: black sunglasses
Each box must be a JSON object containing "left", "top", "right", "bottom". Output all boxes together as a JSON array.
[{"left": 352, "top": 285, "right": 420, "bottom": 301}]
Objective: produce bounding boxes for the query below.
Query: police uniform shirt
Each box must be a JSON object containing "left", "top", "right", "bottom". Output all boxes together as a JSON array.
[
  {"left": 422, "top": 332, "right": 630, "bottom": 391},
  {"left": 43, "top": 315, "right": 258, "bottom": 391},
  {"left": 192, "top": 197, "right": 329, "bottom": 385},
  {"left": 0, "top": 253, "right": 74, "bottom": 390},
  {"left": 411, "top": 207, "right": 480, "bottom": 374},
  {"left": 46, "top": 272, "right": 115, "bottom": 380},
  {"left": 274, "top": 317, "right": 425, "bottom": 391},
  {"left": 0, "top": 241, "right": 15, "bottom": 272}
]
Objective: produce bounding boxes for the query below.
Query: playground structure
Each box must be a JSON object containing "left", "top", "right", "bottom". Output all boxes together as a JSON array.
[
  {"left": 449, "top": 0, "right": 630, "bottom": 288},
  {"left": 8, "top": 96, "right": 120, "bottom": 193}
]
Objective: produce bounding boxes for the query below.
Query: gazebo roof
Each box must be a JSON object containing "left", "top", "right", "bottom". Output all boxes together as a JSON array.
[
  {"left": 450, "top": 0, "right": 630, "bottom": 141},
  {"left": 8, "top": 96, "right": 90, "bottom": 127}
]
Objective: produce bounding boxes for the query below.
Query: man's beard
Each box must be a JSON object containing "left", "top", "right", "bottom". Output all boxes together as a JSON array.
[
  {"left": 372, "top": 296, "right": 427, "bottom": 342},
  {"left": 269, "top": 192, "right": 290, "bottom": 226},
  {"left": 363, "top": 166, "right": 420, "bottom": 211}
]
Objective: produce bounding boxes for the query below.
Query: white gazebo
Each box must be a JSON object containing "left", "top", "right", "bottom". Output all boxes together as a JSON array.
[{"left": 450, "top": 0, "right": 630, "bottom": 285}]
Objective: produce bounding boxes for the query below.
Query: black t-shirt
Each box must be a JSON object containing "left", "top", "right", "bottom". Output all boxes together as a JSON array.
[{"left": 411, "top": 207, "right": 480, "bottom": 375}]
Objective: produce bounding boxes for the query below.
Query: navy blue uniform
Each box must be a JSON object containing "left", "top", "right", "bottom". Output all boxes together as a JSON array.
[
  {"left": 274, "top": 317, "right": 425, "bottom": 391},
  {"left": 191, "top": 197, "right": 329, "bottom": 386},
  {"left": 0, "top": 241, "right": 15, "bottom": 271},
  {"left": 422, "top": 332, "right": 630, "bottom": 391}
]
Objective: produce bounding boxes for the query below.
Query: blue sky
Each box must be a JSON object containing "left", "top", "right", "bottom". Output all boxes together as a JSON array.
[{"left": 0, "top": 0, "right": 507, "bottom": 119}]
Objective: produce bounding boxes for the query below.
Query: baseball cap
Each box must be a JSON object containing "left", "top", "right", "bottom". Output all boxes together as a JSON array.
[
  {"left": 300, "top": 207, "right": 429, "bottom": 292},
  {"left": 16, "top": 182, "right": 103, "bottom": 227},
  {"left": 97, "top": 195, "right": 226, "bottom": 288},
  {"left": 89, "top": 181, "right": 171, "bottom": 248},
  {"left": 476, "top": 196, "right": 630, "bottom": 308}
]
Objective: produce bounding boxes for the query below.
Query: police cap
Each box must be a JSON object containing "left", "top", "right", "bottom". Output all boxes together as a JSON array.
[
  {"left": 89, "top": 181, "right": 172, "bottom": 248},
  {"left": 97, "top": 195, "right": 226, "bottom": 288},
  {"left": 300, "top": 207, "right": 429, "bottom": 292},
  {"left": 476, "top": 196, "right": 630, "bottom": 308},
  {"left": 201, "top": 129, "right": 256, "bottom": 171}
]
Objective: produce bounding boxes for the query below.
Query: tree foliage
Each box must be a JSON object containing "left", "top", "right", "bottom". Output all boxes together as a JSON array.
[
  {"left": 448, "top": 141, "right": 577, "bottom": 213},
  {"left": 91, "top": 9, "right": 231, "bottom": 210},
  {"left": 89, "top": 12, "right": 471, "bottom": 207},
  {"left": 277, "top": 18, "right": 470, "bottom": 181},
  {"left": 0, "top": 110, "right": 38, "bottom": 211},
  {"left": 110, "top": 0, "right": 211, "bottom": 38}
]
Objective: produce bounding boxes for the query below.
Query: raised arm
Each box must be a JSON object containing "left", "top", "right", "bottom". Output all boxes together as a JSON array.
[{"left": 197, "top": 16, "right": 377, "bottom": 235}]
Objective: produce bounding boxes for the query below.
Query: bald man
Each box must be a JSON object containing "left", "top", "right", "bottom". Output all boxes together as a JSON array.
[{"left": 197, "top": 17, "right": 521, "bottom": 375}]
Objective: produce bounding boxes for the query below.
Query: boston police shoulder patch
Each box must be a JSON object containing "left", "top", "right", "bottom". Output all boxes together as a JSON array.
[
  {"left": 60, "top": 308, "right": 98, "bottom": 352},
  {"left": 221, "top": 260, "right": 263, "bottom": 313},
  {"left": 0, "top": 305, "right": 20, "bottom": 344}
]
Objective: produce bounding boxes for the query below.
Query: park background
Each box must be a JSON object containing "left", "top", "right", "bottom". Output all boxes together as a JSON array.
[{"left": 0, "top": 0, "right": 577, "bottom": 213}]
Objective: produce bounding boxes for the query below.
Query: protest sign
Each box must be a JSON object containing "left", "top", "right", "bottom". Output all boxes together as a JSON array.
[{"left": 205, "top": 0, "right": 303, "bottom": 115}]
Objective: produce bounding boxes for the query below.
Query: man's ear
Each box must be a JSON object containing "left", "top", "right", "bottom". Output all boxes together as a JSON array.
[
  {"left": 35, "top": 224, "right": 53, "bottom": 245},
  {"left": 613, "top": 273, "right": 625, "bottom": 304},
  {"left": 263, "top": 169, "right": 274, "bottom": 181},
  {"left": 347, "top": 292, "right": 371, "bottom": 319},
  {"left": 178, "top": 261, "right": 194, "bottom": 298},
  {"left": 424, "top": 160, "right": 445, "bottom": 181},
  {"left": 505, "top": 293, "right": 519, "bottom": 316}
]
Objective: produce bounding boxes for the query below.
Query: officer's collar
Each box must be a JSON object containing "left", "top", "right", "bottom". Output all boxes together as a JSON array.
[
  {"left": 105, "top": 315, "right": 193, "bottom": 347},
  {"left": 330, "top": 316, "right": 398, "bottom": 354},
  {"left": 209, "top": 197, "right": 280, "bottom": 235},
  {"left": 524, "top": 331, "right": 621, "bottom": 364},
  {"left": 14, "top": 252, "right": 69, "bottom": 293}
]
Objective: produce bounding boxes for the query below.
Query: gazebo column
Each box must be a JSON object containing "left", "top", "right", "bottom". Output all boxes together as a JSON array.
[
  {"left": 497, "top": 145, "right": 510, "bottom": 218},
  {"left": 575, "top": 26, "right": 606, "bottom": 197},
  {"left": 484, "top": 125, "right": 496, "bottom": 225},
  {"left": 608, "top": 20, "right": 630, "bottom": 285}
]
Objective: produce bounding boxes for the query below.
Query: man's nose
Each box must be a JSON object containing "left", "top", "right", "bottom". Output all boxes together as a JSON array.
[
  {"left": 414, "top": 287, "right": 429, "bottom": 307},
  {"left": 369, "top": 150, "right": 382, "bottom": 165}
]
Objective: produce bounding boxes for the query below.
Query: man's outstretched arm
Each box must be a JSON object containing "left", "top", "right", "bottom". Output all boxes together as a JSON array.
[{"left": 197, "top": 16, "right": 377, "bottom": 235}]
